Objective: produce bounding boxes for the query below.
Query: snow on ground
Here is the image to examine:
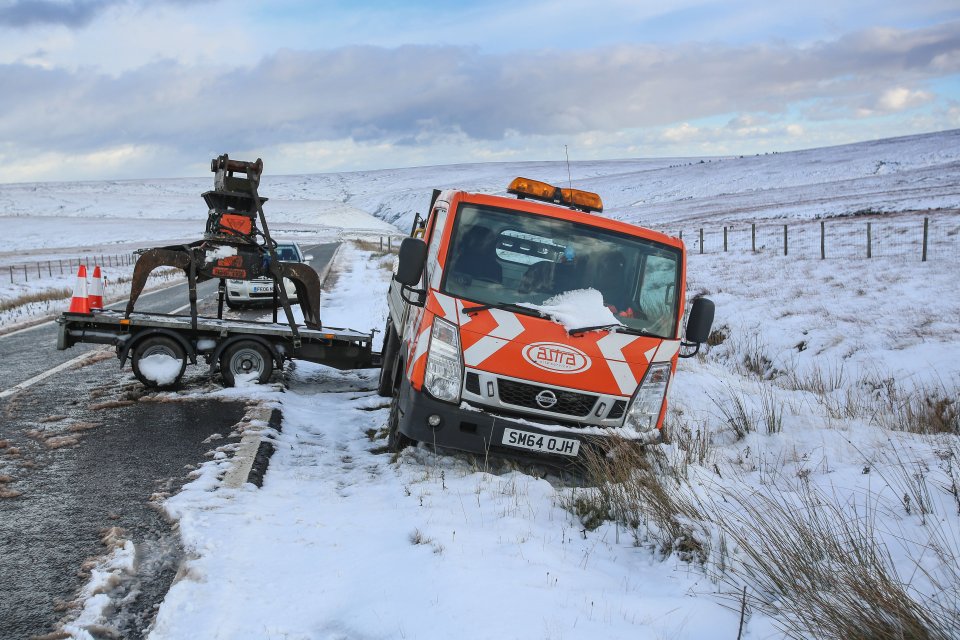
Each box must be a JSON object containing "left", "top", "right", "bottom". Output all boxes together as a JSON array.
[
  {"left": 3, "top": 130, "right": 960, "bottom": 638},
  {"left": 151, "top": 373, "right": 735, "bottom": 639},
  {"left": 146, "top": 247, "right": 738, "bottom": 640},
  {"left": 123, "top": 242, "right": 960, "bottom": 638}
]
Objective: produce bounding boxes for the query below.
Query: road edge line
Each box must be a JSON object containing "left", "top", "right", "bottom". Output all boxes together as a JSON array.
[{"left": 0, "top": 348, "right": 108, "bottom": 400}]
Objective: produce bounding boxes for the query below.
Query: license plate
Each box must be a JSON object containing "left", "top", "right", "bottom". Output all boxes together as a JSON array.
[
  {"left": 252, "top": 286, "right": 273, "bottom": 293},
  {"left": 502, "top": 428, "right": 580, "bottom": 457}
]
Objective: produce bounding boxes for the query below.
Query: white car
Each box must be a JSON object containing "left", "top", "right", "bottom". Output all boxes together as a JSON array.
[{"left": 225, "top": 243, "right": 314, "bottom": 308}]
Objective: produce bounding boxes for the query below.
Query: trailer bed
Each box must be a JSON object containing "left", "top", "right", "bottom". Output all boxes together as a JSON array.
[{"left": 57, "top": 309, "right": 376, "bottom": 387}]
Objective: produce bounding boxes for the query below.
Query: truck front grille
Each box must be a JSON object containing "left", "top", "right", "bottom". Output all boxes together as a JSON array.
[{"left": 496, "top": 378, "right": 597, "bottom": 417}]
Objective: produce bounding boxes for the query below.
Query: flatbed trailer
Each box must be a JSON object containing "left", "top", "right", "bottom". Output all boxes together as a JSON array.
[{"left": 57, "top": 309, "right": 376, "bottom": 388}]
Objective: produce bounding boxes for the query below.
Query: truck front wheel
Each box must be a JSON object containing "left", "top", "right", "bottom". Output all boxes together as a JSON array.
[
  {"left": 377, "top": 321, "right": 400, "bottom": 398},
  {"left": 221, "top": 341, "right": 274, "bottom": 386},
  {"left": 387, "top": 384, "right": 416, "bottom": 452},
  {"left": 131, "top": 336, "right": 187, "bottom": 389}
]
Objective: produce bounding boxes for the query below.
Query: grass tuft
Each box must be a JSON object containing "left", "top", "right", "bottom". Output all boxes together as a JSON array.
[{"left": 0, "top": 287, "right": 72, "bottom": 312}]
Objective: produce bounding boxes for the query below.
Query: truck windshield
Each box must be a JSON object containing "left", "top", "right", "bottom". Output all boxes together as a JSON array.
[{"left": 442, "top": 203, "right": 682, "bottom": 338}]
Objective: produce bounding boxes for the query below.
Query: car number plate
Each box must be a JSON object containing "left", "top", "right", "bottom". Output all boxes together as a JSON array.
[
  {"left": 502, "top": 428, "right": 580, "bottom": 457},
  {"left": 252, "top": 285, "right": 273, "bottom": 293}
]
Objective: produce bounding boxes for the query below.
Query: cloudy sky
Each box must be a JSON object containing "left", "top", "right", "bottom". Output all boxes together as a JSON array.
[{"left": 0, "top": 0, "right": 958, "bottom": 182}]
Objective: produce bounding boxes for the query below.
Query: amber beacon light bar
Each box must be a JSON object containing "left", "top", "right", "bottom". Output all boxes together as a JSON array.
[{"left": 507, "top": 177, "right": 604, "bottom": 213}]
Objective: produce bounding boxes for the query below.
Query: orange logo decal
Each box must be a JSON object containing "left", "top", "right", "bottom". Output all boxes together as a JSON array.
[{"left": 522, "top": 342, "right": 591, "bottom": 374}]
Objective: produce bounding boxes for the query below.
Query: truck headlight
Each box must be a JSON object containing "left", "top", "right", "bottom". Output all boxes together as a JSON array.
[
  {"left": 623, "top": 362, "right": 671, "bottom": 436},
  {"left": 424, "top": 317, "right": 463, "bottom": 403}
]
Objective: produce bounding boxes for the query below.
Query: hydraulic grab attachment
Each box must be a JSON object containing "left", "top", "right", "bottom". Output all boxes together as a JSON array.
[{"left": 124, "top": 155, "right": 323, "bottom": 334}]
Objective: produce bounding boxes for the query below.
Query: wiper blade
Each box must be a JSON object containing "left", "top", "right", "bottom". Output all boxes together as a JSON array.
[
  {"left": 568, "top": 323, "right": 661, "bottom": 338},
  {"left": 462, "top": 301, "right": 547, "bottom": 318},
  {"left": 567, "top": 323, "right": 624, "bottom": 336}
]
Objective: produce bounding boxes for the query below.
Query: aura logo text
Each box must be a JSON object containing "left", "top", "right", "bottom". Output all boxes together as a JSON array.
[{"left": 521, "top": 342, "right": 591, "bottom": 374}]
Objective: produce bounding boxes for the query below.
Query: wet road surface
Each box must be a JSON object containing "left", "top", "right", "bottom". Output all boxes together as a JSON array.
[
  {"left": 0, "top": 243, "right": 337, "bottom": 638},
  {"left": 0, "top": 368, "right": 246, "bottom": 638}
]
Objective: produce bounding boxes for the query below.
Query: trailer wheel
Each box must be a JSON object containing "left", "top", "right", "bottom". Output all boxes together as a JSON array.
[
  {"left": 387, "top": 384, "right": 415, "bottom": 452},
  {"left": 131, "top": 336, "right": 187, "bottom": 389},
  {"left": 221, "top": 341, "right": 274, "bottom": 386},
  {"left": 377, "top": 322, "right": 400, "bottom": 397}
]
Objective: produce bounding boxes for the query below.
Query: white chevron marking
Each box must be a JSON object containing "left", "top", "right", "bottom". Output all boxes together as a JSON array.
[
  {"left": 462, "top": 310, "right": 523, "bottom": 367},
  {"left": 597, "top": 332, "right": 640, "bottom": 395}
]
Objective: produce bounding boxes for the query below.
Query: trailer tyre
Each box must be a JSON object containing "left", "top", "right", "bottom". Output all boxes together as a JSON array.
[
  {"left": 131, "top": 336, "right": 187, "bottom": 389},
  {"left": 221, "top": 341, "right": 274, "bottom": 386},
  {"left": 377, "top": 321, "right": 400, "bottom": 397}
]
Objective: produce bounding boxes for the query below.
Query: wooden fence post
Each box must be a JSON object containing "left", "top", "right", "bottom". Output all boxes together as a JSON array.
[
  {"left": 699, "top": 228, "right": 704, "bottom": 254},
  {"left": 922, "top": 217, "right": 929, "bottom": 262},
  {"left": 751, "top": 223, "right": 756, "bottom": 252},
  {"left": 783, "top": 225, "right": 788, "bottom": 256},
  {"left": 867, "top": 222, "right": 872, "bottom": 259},
  {"left": 723, "top": 226, "right": 728, "bottom": 252}
]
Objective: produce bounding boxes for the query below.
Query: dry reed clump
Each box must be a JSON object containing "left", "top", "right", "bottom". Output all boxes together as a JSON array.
[
  {"left": 831, "top": 374, "right": 960, "bottom": 435},
  {"left": 883, "top": 383, "right": 959, "bottom": 435},
  {"left": 570, "top": 440, "right": 710, "bottom": 561},
  {"left": 0, "top": 287, "right": 73, "bottom": 312},
  {"left": 710, "top": 383, "right": 783, "bottom": 439},
  {"left": 353, "top": 238, "right": 401, "bottom": 256},
  {"left": 710, "top": 483, "right": 960, "bottom": 640},
  {"left": 662, "top": 411, "right": 712, "bottom": 467},
  {"left": 563, "top": 428, "right": 960, "bottom": 640}
]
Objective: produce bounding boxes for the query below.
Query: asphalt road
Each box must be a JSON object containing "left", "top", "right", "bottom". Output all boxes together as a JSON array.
[{"left": 0, "top": 242, "right": 337, "bottom": 639}]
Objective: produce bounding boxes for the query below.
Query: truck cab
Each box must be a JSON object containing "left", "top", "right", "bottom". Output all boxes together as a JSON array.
[{"left": 380, "top": 177, "right": 714, "bottom": 464}]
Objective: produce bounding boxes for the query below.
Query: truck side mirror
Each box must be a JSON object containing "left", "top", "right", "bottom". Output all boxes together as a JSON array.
[
  {"left": 679, "top": 297, "right": 715, "bottom": 358},
  {"left": 395, "top": 237, "right": 427, "bottom": 286},
  {"left": 684, "top": 297, "right": 715, "bottom": 345}
]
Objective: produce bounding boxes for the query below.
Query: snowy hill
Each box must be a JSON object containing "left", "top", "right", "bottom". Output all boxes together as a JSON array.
[
  {"left": 2, "top": 130, "right": 960, "bottom": 640},
  {"left": 1, "top": 129, "right": 958, "bottom": 254}
]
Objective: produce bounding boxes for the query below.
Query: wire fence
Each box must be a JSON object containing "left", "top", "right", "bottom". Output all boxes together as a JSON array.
[
  {"left": 4, "top": 253, "right": 136, "bottom": 284},
  {"left": 669, "top": 214, "right": 959, "bottom": 262},
  {"left": 3, "top": 215, "right": 957, "bottom": 285}
]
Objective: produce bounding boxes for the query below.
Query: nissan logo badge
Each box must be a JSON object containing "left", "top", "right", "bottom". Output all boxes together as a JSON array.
[{"left": 535, "top": 390, "right": 558, "bottom": 409}]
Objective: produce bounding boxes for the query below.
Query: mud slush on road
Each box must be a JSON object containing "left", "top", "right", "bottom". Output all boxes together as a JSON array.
[{"left": 55, "top": 155, "right": 377, "bottom": 388}]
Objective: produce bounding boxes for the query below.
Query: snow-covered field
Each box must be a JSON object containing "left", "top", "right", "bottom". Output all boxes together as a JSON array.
[{"left": 3, "top": 129, "right": 960, "bottom": 639}]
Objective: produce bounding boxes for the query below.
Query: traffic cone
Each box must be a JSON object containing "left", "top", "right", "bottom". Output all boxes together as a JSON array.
[
  {"left": 89, "top": 265, "right": 104, "bottom": 309},
  {"left": 68, "top": 265, "right": 91, "bottom": 313}
]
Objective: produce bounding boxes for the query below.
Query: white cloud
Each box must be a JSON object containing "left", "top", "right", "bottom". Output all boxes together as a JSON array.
[
  {"left": 0, "top": 19, "right": 958, "bottom": 181},
  {"left": 877, "top": 87, "right": 934, "bottom": 111},
  {"left": 662, "top": 123, "right": 701, "bottom": 142}
]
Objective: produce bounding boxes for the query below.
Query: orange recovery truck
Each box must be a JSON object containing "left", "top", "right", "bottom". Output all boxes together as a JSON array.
[{"left": 378, "top": 177, "right": 714, "bottom": 464}]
